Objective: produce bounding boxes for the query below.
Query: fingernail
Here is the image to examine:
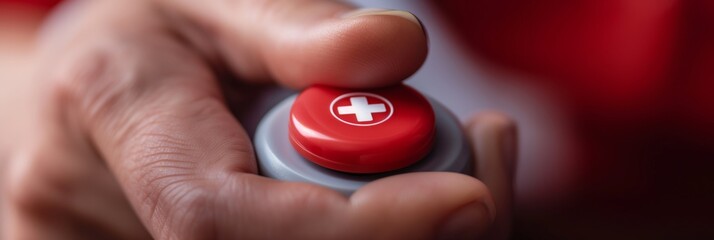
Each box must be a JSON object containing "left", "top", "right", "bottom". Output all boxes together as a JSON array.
[
  {"left": 341, "top": 8, "right": 426, "bottom": 36},
  {"left": 437, "top": 201, "right": 495, "bottom": 240}
]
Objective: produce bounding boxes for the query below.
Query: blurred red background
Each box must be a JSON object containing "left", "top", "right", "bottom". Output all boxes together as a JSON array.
[
  {"left": 435, "top": 0, "right": 714, "bottom": 238},
  {"left": 0, "top": 0, "right": 59, "bottom": 10}
]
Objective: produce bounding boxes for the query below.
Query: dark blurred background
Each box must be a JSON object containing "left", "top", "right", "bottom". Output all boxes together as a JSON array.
[{"left": 432, "top": 0, "right": 714, "bottom": 238}]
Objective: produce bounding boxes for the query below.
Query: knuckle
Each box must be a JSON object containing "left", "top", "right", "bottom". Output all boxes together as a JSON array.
[
  {"left": 123, "top": 119, "right": 220, "bottom": 239},
  {"left": 118, "top": 98, "right": 256, "bottom": 239},
  {"left": 119, "top": 97, "right": 240, "bottom": 177},
  {"left": 145, "top": 178, "right": 217, "bottom": 240},
  {"left": 41, "top": 36, "right": 222, "bottom": 176},
  {"left": 44, "top": 30, "right": 212, "bottom": 131},
  {"left": 171, "top": 189, "right": 218, "bottom": 240},
  {"left": 5, "top": 151, "right": 69, "bottom": 214},
  {"left": 46, "top": 36, "right": 147, "bottom": 126}
]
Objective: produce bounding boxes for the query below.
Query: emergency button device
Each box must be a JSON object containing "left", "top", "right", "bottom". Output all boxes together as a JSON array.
[
  {"left": 254, "top": 84, "right": 472, "bottom": 195},
  {"left": 289, "top": 85, "right": 436, "bottom": 173}
]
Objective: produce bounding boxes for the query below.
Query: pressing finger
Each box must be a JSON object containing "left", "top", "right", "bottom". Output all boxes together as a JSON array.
[{"left": 155, "top": 0, "right": 428, "bottom": 88}]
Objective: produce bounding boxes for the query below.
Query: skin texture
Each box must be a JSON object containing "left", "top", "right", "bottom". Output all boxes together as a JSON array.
[{"left": 0, "top": 0, "right": 516, "bottom": 239}]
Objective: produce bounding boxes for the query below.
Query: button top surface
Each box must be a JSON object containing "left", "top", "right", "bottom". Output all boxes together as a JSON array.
[{"left": 289, "top": 84, "right": 436, "bottom": 173}]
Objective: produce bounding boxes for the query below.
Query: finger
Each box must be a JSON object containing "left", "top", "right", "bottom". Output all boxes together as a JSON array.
[
  {"left": 351, "top": 173, "right": 496, "bottom": 240},
  {"left": 467, "top": 112, "right": 518, "bottom": 240},
  {"left": 155, "top": 0, "right": 428, "bottom": 89}
]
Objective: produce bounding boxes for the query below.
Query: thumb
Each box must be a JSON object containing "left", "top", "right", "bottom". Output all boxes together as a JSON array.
[
  {"left": 155, "top": 0, "right": 428, "bottom": 88},
  {"left": 351, "top": 173, "right": 496, "bottom": 239}
]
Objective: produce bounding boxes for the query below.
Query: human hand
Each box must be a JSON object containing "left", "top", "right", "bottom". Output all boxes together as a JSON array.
[{"left": 1, "top": 0, "right": 516, "bottom": 239}]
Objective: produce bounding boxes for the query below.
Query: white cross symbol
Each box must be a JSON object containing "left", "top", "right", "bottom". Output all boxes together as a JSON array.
[{"left": 337, "top": 96, "right": 386, "bottom": 122}]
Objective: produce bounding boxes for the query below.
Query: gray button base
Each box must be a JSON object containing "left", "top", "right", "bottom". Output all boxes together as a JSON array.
[{"left": 255, "top": 95, "right": 473, "bottom": 196}]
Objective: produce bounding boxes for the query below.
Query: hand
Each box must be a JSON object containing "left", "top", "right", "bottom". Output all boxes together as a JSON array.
[{"left": 1, "top": 0, "right": 516, "bottom": 239}]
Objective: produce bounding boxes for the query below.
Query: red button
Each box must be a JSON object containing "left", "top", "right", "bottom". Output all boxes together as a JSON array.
[{"left": 289, "top": 84, "right": 435, "bottom": 173}]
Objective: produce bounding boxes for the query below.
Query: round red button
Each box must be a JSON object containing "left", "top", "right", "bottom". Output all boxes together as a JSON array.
[{"left": 288, "top": 84, "right": 435, "bottom": 173}]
